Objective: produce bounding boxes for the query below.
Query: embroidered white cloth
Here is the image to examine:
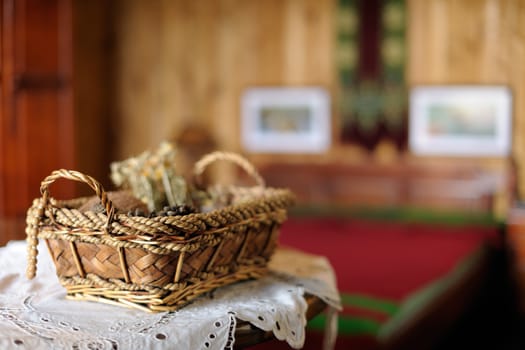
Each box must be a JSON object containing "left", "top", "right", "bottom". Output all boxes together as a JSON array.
[{"left": 0, "top": 241, "right": 341, "bottom": 350}]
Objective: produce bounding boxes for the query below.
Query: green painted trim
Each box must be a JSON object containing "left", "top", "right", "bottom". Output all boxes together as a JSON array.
[
  {"left": 341, "top": 293, "right": 399, "bottom": 316},
  {"left": 307, "top": 313, "right": 326, "bottom": 331},
  {"left": 308, "top": 313, "right": 382, "bottom": 336},
  {"left": 289, "top": 205, "right": 500, "bottom": 227},
  {"left": 305, "top": 293, "right": 398, "bottom": 335}
]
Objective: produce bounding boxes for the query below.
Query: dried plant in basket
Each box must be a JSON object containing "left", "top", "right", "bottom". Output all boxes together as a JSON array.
[
  {"left": 25, "top": 151, "right": 295, "bottom": 312},
  {"left": 110, "top": 141, "right": 189, "bottom": 212}
]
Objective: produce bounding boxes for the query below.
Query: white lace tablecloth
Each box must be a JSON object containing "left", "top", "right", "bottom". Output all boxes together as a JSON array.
[{"left": 0, "top": 241, "right": 341, "bottom": 350}]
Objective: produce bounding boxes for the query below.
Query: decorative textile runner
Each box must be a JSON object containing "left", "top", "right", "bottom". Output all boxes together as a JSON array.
[{"left": 0, "top": 241, "right": 341, "bottom": 350}]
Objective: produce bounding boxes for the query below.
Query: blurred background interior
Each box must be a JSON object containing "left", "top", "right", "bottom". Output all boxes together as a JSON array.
[{"left": 2, "top": 0, "right": 525, "bottom": 349}]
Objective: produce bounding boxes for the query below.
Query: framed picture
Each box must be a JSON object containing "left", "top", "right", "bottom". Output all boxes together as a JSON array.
[
  {"left": 409, "top": 85, "right": 512, "bottom": 157},
  {"left": 241, "top": 87, "right": 331, "bottom": 153}
]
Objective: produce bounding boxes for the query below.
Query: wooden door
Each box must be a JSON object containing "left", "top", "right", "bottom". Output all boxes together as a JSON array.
[{"left": 0, "top": 0, "right": 75, "bottom": 245}]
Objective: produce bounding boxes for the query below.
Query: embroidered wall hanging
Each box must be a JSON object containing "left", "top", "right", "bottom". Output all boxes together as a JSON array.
[{"left": 337, "top": 0, "right": 407, "bottom": 151}]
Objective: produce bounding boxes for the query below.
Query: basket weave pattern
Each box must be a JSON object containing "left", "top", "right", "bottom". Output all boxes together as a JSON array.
[{"left": 26, "top": 152, "right": 294, "bottom": 312}]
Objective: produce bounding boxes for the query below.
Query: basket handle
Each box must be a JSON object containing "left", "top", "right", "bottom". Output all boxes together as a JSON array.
[
  {"left": 40, "top": 169, "right": 116, "bottom": 231},
  {"left": 193, "top": 151, "right": 265, "bottom": 188},
  {"left": 27, "top": 169, "right": 115, "bottom": 279}
]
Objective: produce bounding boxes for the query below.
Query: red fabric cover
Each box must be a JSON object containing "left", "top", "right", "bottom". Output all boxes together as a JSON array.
[{"left": 278, "top": 218, "right": 498, "bottom": 301}]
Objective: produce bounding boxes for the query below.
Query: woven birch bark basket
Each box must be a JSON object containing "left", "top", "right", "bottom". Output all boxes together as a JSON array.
[{"left": 25, "top": 152, "right": 294, "bottom": 312}]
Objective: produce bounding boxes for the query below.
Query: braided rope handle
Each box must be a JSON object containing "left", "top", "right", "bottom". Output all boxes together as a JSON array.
[
  {"left": 40, "top": 169, "right": 116, "bottom": 228},
  {"left": 193, "top": 151, "right": 265, "bottom": 188},
  {"left": 27, "top": 169, "right": 115, "bottom": 279}
]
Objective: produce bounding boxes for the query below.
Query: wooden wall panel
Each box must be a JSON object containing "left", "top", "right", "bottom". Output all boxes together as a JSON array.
[
  {"left": 407, "top": 0, "right": 525, "bottom": 207},
  {"left": 112, "top": 0, "right": 336, "bottom": 159},
  {"left": 108, "top": 0, "right": 525, "bottom": 213}
]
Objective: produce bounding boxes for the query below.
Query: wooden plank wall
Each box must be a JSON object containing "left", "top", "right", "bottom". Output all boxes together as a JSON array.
[
  {"left": 407, "top": 0, "right": 525, "bottom": 206},
  {"left": 108, "top": 0, "right": 525, "bottom": 209},
  {"left": 111, "top": 0, "right": 338, "bottom": 159}
]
